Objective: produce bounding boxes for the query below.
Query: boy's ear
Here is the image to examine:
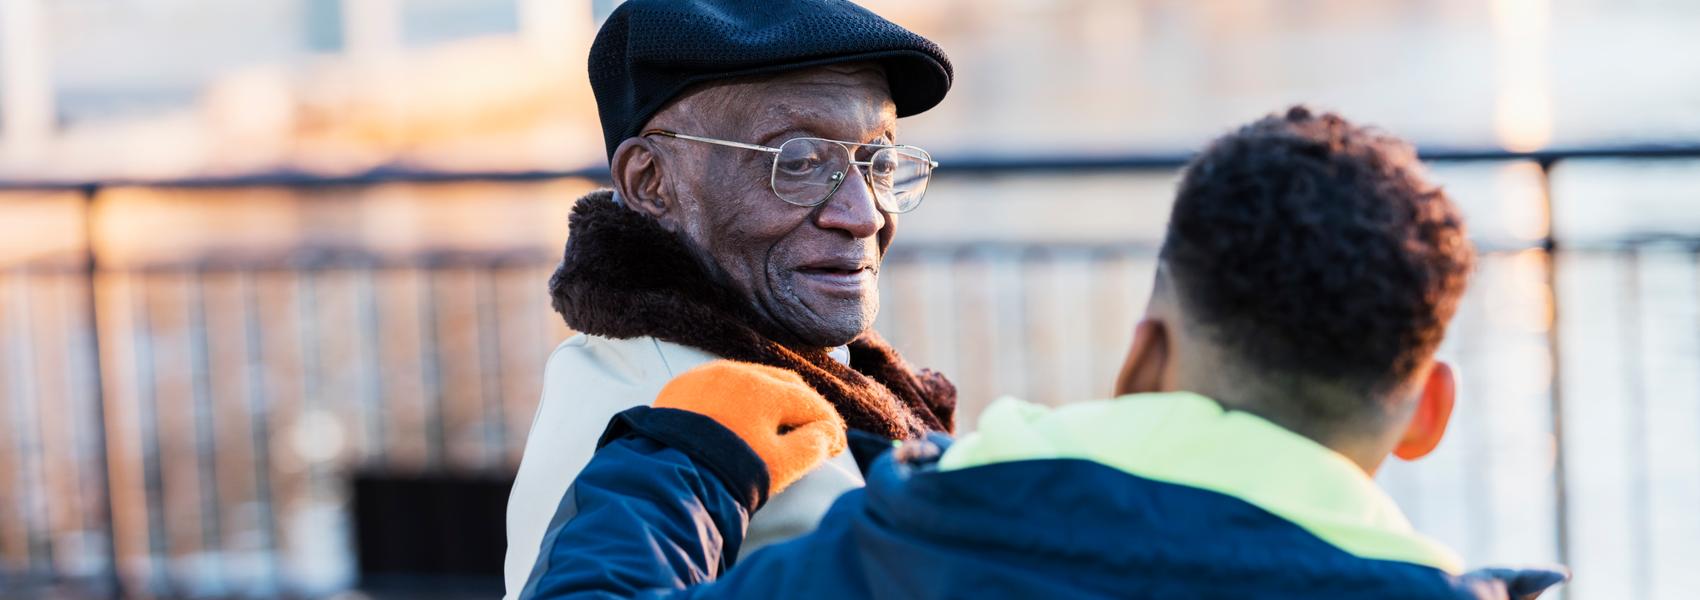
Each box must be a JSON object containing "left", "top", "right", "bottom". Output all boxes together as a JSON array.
[
  {"left": 1393, "top": 361, "right": 1456, "bottom": 461},
  {"left": 1114, "top": 319, "right": 1170, "bottom": 396}
]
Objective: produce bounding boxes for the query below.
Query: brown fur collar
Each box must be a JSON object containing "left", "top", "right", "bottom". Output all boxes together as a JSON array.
[{"left": 548, "top": 190, "right": 955, "bottom": 438}]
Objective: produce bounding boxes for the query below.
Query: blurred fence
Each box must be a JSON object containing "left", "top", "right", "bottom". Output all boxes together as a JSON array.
[{"left": 2, "top": 146, "right": 1700, "bottom": 599}]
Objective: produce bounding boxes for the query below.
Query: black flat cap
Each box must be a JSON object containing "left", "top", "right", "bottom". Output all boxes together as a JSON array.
[{"left": 588, "top": 0, "right": 954, "bottom": 158}]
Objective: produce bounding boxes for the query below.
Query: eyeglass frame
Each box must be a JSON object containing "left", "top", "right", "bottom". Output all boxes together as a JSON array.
[{"left": 640, "top": 129, "right": 939, "bottom": 214}]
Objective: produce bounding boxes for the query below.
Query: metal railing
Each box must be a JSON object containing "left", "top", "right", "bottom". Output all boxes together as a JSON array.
[{"left": 2, "top": 144, "right": 1699, "bottom": 598}]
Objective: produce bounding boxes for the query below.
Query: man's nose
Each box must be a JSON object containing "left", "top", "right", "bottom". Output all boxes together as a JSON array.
[{"left": 814, "top": 166, "right": 886, "bottom": 238}]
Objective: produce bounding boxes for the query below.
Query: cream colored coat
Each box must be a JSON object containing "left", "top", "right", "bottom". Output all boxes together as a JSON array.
[{"left": 502, "top": 334, "right": 865, "bottom": 599}]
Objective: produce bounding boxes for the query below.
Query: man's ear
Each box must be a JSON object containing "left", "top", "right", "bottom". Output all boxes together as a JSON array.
[
  {"left": 610, "top": 137, "right": 676, "bottom": 227},
  {"left": 1393, "top": 361, "right": 1456, "bottom": 461},
  {"left": 1114, "top": 319, "right": 1170, "bottom": 396}
]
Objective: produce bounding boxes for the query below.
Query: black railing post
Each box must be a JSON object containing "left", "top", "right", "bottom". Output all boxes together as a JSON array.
[
  {"left": 187, "top": 267, "right": 224, "bottom": 589},
  {"left": 78, "top": 183, "right": 122, "bottom": 599},
  {"left": 476, "top": 266, "right": 506, "bottom": 469},
  {"left": 240, "top": 269, "right": 282, "bottom": 592},
  {"left": 419, "top": 266, "right": 446, "bottom": 469},
  {"left": 1535, "top": 158, "right": 1572, "bottom": 589},
  {"left": 1618, "top": 244, "right": 1652, "bottom": 600}
]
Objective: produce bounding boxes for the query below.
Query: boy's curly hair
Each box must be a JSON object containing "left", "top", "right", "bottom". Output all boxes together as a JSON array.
[{"left": 1162, "top": 106, "right": 1475, "bottom": 419}]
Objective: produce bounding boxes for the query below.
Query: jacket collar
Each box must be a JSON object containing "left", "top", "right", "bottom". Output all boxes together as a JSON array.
[
  {"left": 938, "top": 392, "right": 1464, "bottom": 574},
  {"left": 547, "top": 190, "right": 956, "bottom": 438}
]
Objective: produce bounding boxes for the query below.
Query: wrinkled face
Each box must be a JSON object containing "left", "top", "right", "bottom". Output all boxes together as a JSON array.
[{"left": 657, "top": 65, "right": 900, "bottom": 348}]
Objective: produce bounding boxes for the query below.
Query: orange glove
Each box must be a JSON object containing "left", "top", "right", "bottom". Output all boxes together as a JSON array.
[{"left": 653, "top": 361, "right": 847, "bottom": 495}]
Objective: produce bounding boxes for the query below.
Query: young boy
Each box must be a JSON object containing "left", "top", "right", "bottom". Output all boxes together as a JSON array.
[{"left": 516, "top": 107, "right": 1567, "bottom": 599}]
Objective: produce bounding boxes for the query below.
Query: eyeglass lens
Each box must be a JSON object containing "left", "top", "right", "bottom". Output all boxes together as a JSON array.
[{"left": 772, "top": 138, "right": 932, "bottom": 213}]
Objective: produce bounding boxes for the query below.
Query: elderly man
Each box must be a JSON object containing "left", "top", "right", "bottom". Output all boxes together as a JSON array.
[{"left": 503, "top": 0, "right": 957, "bottom": 596}]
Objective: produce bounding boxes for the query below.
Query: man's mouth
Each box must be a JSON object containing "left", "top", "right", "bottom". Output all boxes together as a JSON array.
[
  {"left": 798, "top": 265, "right": 870, "bottom": 276},
  {"left": 795, "top": 259, "right": 874, "bottom": 295}
]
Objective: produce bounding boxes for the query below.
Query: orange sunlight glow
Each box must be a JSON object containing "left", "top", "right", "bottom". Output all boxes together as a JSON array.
[{"left": 1491, "top": 0, "right": 1554, "bottom": 152}]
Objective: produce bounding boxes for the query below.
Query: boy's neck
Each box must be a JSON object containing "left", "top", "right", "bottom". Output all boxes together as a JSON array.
[
  {"left": 1318, "top": 435, "right": 1395, "bottom": 476},
  {"left": 1178, "top": 385, "right": 1397, "bottom": 476}
]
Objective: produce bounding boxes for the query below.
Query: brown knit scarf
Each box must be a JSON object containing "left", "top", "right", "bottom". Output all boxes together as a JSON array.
[{"left": 548, "top": 190, "right": 955, "bottom": 439}]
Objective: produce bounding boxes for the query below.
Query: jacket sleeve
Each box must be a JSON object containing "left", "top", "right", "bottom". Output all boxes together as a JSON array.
[{"left": 516, "top": 406, "right": 779, "bottom": 600}]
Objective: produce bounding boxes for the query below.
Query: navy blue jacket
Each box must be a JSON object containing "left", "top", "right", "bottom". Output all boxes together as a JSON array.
[{"left": 518, "top": 404, "right": 1555, "bottom": 599}]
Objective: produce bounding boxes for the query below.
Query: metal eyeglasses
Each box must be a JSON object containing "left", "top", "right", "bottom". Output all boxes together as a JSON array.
[{"left": 642, "top": 129, "right": 938, "bottom": 214}]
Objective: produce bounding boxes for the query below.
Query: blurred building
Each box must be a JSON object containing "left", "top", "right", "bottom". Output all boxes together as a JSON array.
[
  {"left": 6, "top": 0, "right": 1700, "bottom": 183},
  {"left": 1, "top": 0, "right": 605, "bottom": 182}
]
